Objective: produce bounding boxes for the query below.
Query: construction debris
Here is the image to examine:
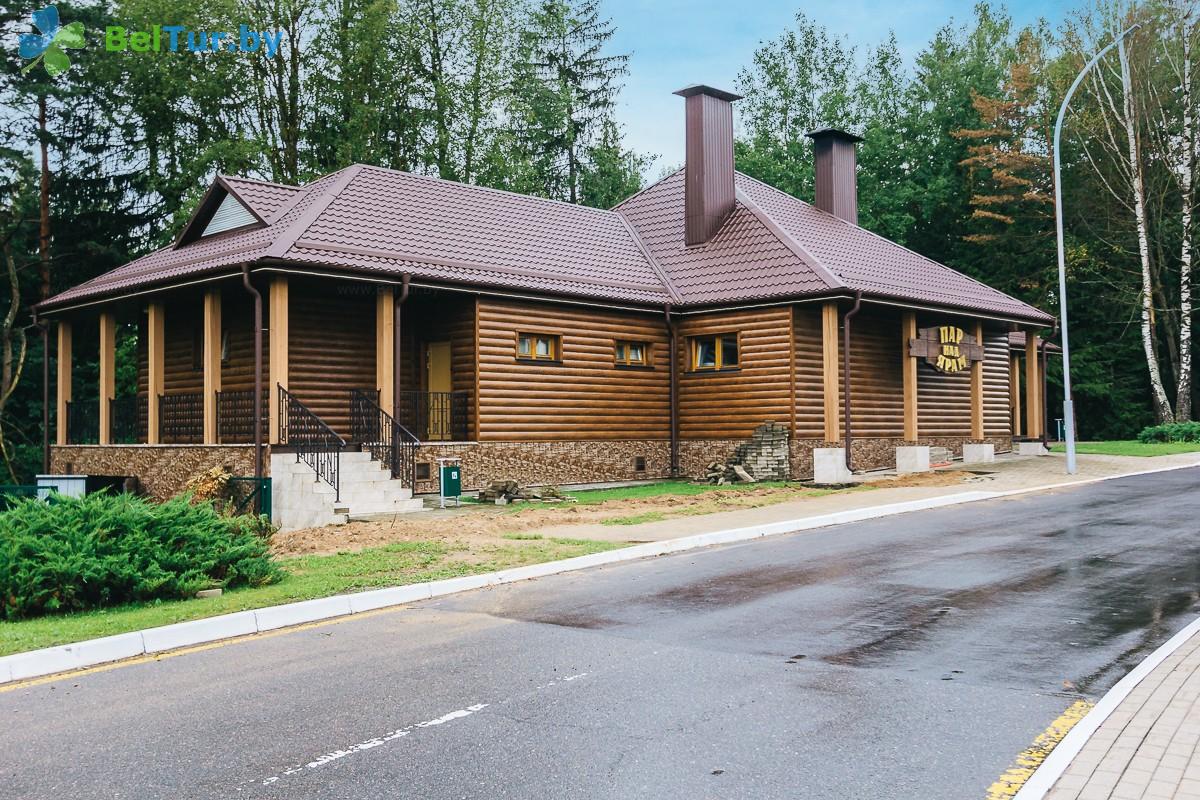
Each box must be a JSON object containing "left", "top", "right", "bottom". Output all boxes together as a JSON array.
[
  {"left": 703, "top": 461, "right": 759, "bottom": 485},
  {"left": 478, "top": 481, "right": 567, "bottom": 503}
]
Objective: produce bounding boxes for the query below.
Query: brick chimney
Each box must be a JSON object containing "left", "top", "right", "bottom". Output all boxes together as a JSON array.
[
  {"left": 674, "top": 85, "right": 741, "bottom": 246},
  {"left": 805, "top": 127, "right": 863, "bottom": 224}
]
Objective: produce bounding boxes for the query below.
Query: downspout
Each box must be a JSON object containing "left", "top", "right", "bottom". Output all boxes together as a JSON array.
[
  {"left": 392, "top": 273, "right": 410, "bottom": 424},
  {"left": 664, "top": 304, "right": 678, "bottom": 478},
  {"left": 1040, "top": 320, "right": 1058, "bottom": 447},
  {"left": 842, "top": 291, "right": 862, "bottom": 474},
  {"left": 241, "top": 266, "right": 264, "bottom": 495}
]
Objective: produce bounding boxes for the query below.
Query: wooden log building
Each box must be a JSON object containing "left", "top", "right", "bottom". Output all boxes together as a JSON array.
[{"left": 37, "top": 85, "right": 1054, "bottom": 528}]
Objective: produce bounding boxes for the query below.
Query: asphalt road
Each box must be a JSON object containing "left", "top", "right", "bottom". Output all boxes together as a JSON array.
[{"left": 5, "top": 468, "right": 1200, "bottom": 800}]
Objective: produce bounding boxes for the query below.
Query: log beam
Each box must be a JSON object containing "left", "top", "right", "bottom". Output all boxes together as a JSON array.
[
  {"left": 902, "top": 312, "right": 918, "bottom": 441},
  {"left": 1025, "top": 333, "right": 1041, "bottom": 438},
  {"left": 971, "top": 322, "right": 985, "bottom": 440},
  {"left": 822, "top": 301, "right": 840, "bottom": 443},
  {"left": 268, "top": 276, "right": 289, "bottom": 443},
  {"left": 98, "top": 312, "right": 116, "bottom": 445},
  {"left": 202, "top": 289, "right": 222, "bottom": 444},
  {"left": 55, "top": 321, "right": 71, "bottom": 446},
  {"left": 146, "top": 302, "right": 165, "bottom": 444},
  {"left": 376, "top": 288, "right": 394, "bottom": 411}
]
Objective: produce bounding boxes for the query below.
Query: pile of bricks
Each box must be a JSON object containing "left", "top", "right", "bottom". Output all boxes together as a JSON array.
[{"left": 729, "top": 421, "right": 790, "bottom": 481}]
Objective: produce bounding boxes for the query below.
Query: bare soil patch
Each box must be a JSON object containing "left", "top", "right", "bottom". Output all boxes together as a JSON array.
[{"left": 273, "top": 470, "right": 969, "bottom": 558}]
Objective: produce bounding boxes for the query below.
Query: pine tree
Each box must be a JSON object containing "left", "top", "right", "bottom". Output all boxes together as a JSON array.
[{"left": 508, "top": 0, "right": 628, "bottom": 203}]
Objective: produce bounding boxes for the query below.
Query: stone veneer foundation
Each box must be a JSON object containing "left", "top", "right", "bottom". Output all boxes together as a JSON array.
[
  {"left": 411, "top": 440, "right": 672, "bottom": 494},
  {"left": 49, "top": 445, "right": 259, "bottom": 501}
]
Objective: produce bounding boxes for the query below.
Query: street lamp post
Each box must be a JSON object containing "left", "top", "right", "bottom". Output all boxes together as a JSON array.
[{"left": 1052, "top": 22, "right": 1141, "bottom": 475}]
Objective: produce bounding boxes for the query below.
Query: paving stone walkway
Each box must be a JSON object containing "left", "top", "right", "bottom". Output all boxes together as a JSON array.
[{"left": 1047, "top": 628, "right": 1200, "bottom": 800}]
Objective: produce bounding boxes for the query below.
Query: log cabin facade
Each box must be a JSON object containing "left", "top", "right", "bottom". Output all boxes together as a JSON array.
[{"left": 38, "top": 85, "right": 1054, "bottom": 526}]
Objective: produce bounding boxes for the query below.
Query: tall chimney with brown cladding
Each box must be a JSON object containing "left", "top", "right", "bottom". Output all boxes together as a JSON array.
[
  {"left": 805, "top": 127, "right": 863, "bottom": 224},
  {"left": 674, "top": 85, "right": 741, "bottom": 246}
]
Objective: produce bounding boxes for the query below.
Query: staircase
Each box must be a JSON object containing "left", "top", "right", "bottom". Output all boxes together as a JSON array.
[
  {"left": 271, "top": 386, "right": 425, "bottom": 531},
  {"left": 271, "top": 449, "right": 425, "bottom": 531}
]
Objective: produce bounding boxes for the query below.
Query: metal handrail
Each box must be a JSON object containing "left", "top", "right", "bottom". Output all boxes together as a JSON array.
[
  {"left": 278, "top": 385, "right": 345, "bottom": 501},
  {"left": 66, "top": 400, "right": 99, "bottom": 444},
  {"left": 349, "top": 389, "right": 420, "bottom": 488},
  {"left": 110, "top": 395, "right": 145, "bottom": 444},
  {"left": 159, "top": 392, "right": 203, "bottom": 443}
]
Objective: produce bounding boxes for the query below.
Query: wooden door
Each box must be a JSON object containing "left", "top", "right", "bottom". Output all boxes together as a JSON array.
[{"left": 425, "top": 341, "right": 452, "bottom": 439}]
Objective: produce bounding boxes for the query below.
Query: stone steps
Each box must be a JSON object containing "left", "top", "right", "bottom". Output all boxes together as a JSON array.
[{"left": 270, "top": 448, "right": 426, "bottom": 531}]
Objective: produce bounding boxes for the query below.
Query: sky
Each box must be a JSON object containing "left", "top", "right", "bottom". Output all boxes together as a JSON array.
[{"left": 606, "top": 0, "right": 1076, "bottom": 173}]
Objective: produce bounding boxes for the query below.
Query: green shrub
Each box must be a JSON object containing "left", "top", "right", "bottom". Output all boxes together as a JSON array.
[
  {"left": 1137, "top": 421, "right": 1200, "bottom": 443},
  {"left": 0, "top": 493, "right": 282, "bottom": 619}
]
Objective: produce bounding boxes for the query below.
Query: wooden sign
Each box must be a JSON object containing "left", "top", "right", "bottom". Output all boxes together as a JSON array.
[{"left": 909, "top": 325, "right": 984, "bottom": 374}]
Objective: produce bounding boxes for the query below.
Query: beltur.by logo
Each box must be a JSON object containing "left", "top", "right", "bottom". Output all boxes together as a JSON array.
[
  {"left": 19, "top": 6, "right": 85, "bottom": 77},
  {"left": 105, "top": 24, "right": 284, "bottom": 57}
]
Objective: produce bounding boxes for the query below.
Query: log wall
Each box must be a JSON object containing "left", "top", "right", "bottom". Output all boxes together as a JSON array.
[
  {"left": 476, "top": 297, "right": 670, "bottom": 441},
  {"left": 676, "top": 306, "right": 793, "bottom": 439}
]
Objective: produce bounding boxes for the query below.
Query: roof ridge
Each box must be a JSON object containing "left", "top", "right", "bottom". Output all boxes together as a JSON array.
[
  {"left": 219, "top": 175, "right": 301, "bottom": 190},
  {"left": 355, "top": 163, "right": 625, "bottom": 217},
  {"left": 735, "top": 171, "right": 1049, "bottom": 318},
  {"left": 614, "top": 210, "right": 683, "bottom": 304},
  {"left": 734, "top": 188, "right": 844, "bottom": 291},
  {"left": 265, "top": 165, "right": 365, "bottom": 260}
]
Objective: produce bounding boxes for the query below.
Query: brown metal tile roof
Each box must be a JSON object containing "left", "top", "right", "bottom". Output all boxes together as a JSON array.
[
  {"left": 732, "top": 173, "right": 1053, "bottom": 323},
  {"left": 614, "top": 169, "right": 838, "bottom": 304},
  {"left": 40, "top": 163, "right": 1052, "bottom": 326},
  {"left": 220, "top": 176, "right": 305, "bottom": 222},
  {"left": 1009, "top": 331, "right": 1061, "bottom": 352}
]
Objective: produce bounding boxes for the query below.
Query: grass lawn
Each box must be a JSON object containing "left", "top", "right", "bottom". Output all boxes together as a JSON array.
[
  {"left": 566, "top": 480, "right": 797, "bottom": 504},
  {"left": 0, "top": 535, "right": 621, "bottom": 658},
  {"left": 1048, "top": 440, "right": 1200, "bottom": 457}
]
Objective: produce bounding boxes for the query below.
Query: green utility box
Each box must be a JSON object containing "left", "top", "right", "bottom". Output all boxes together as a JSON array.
[{"left": 439, "top": 459, "right": 462, "bottom": 508}]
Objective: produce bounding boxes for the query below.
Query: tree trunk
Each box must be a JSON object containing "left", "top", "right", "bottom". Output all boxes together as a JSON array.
[
  {"left": 1177, "top": 20, "right": 1195, "bottom": 421},
  {"left": 38, "top": 95, "right": 50, "bottom": 302},
  {"left": 1121, "top": 40, "right": 1176, "bottom": 423}
]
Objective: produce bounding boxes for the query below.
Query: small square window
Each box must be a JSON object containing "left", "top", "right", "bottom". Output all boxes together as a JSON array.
[
  {"left": 517, "top": 333, "right": 560, "bottom": 361},
  {"left": 634, "top": 456, "right": 647, "bottom": 472},
  {"left": 690, "top": 334, "right": 739, "bottom": 371},
  {"left": 615, "top": 340, "right": 650, "bottom": 366},
  {"left": 415, "top": 462, "right": 432, "bottom": 480}
]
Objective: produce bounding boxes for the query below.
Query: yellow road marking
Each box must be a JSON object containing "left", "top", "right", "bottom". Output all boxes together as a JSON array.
[
  {"left": 0, "top": 606, "right": 404, "bottom": 694},
  {"left": 986, "top": 698, "right": 1094, "bottom": 799}
]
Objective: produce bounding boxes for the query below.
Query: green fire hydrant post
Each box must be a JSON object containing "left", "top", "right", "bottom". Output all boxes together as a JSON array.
[{"left": 438, "top": 458, "right": 462, "bottom": 509}]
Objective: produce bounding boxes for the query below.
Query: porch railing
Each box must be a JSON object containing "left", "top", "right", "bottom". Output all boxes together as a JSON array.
[
  {"left": 159, "top": 392, "right": 203, "bottom": 443},
  {"left": 349, "top": 389, "right": 419, "bottom": 488},
  {"left": 66, "top": 400, "right": 99, "bottom": 444},
  {"left": 396, "top": 390, "right": 470, "bottom": 442},
  {"left": 278, "top": 385, "right": 344, "bottom": 501},
  {"left": 110, "top": 395, "right": 145, "bottom": 444},
  {"left": 217, "top": 389, "right": 268, "bottom": 443}
]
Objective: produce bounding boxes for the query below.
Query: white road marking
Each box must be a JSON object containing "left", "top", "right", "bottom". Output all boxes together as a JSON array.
[
  {"left": 248, "top": 703, "right": 488, "bottom": 789},
  {"left": 241, "top": 671, "right": 593, "bottom": 791}
]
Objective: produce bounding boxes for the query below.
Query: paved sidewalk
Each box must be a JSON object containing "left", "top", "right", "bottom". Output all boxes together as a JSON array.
[
  {"left": 538, "top": 450, "right": 1200, "bottom": 543},
  {"left": 1047, "top": 627, "right": 1200, "bottom": 800}
]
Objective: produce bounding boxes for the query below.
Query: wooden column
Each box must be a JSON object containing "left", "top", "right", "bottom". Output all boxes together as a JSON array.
[
  {"left": 268, "top": 276, "right": 289, "bottom": 443},
  {"left": 202, "top": 289, "right": 222, "bottom": 444},
  {"left": 376, "top": 288, "right": 394, "bottom": 411},
  {"left": 98, "top": 312, "right": 116, "bottom": 445},
  {"left": 1025, "top": 333, "right": 1041, "bottom": 438},
  {"left": 970, "top": 322, "right": 985, "bottom": 440},
  {"left": 902, "top": 312, "right": 918, "bottom": 442},
  {"left": 55, "top": 321, "right": 72, "bottom": 446},
  {"left": 822, "top": 301, "right": 840, "bottom": 443},
  {"left": 1010, "top": 354, "right": 1022, "bottom": 437},
  {"left": 146, "top": 302, "right": 165, "bottom": 444}
]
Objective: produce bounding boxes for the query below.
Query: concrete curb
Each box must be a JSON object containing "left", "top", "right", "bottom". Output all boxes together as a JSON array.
[
  {"left": 3, "top": 458, "right": 1198, "bottom": 687},
  {"left": 1013, "top": 612, "right": 1200, "bottom": 799}
]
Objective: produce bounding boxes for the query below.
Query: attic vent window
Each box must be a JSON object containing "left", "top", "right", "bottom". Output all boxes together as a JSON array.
[{"left": 202, "top": 192, "right": 257, "bottom": 237}]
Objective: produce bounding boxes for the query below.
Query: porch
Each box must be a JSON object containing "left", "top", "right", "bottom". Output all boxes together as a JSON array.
[{"left": 50, "top": 275, "right": 476, "bottom": 490}]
